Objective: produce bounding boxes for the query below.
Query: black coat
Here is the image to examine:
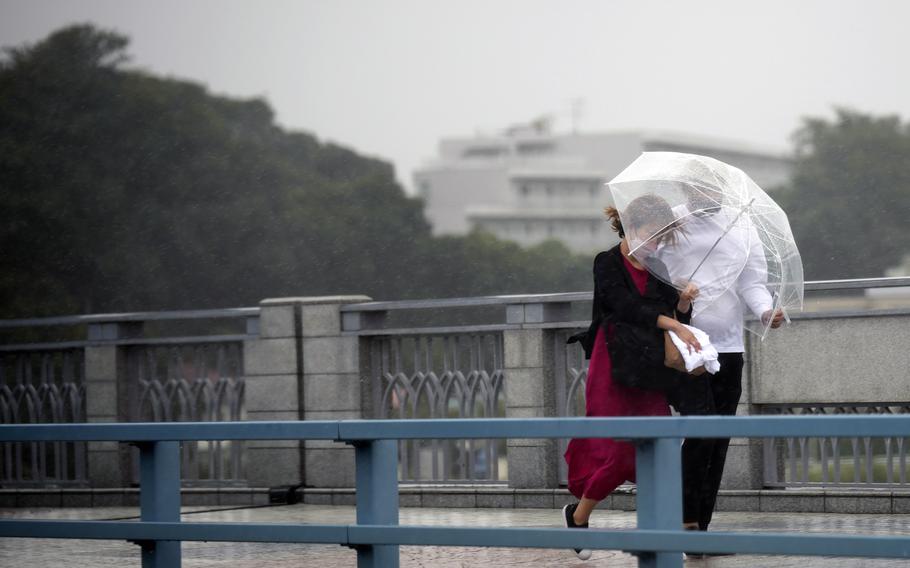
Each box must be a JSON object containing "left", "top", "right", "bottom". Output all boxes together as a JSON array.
[{"left": 570, "top": 245, "right": 690, "bottom": 392}]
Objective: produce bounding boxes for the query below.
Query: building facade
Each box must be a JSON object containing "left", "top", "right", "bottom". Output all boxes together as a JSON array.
[{"left": 414, "top": 128, "right": 793, "bottom": 254}]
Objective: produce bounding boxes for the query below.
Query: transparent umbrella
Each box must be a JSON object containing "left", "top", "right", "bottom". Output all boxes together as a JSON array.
[{"left": 606, "top": 151, "right": 804, "bottom": 338}]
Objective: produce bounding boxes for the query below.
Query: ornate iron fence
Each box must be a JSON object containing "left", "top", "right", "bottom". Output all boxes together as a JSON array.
[
  {"left": 762, "top": 403, "right": 910, "bottom": 487},
  {"left": 126, "top": 342, "right": 245, "bottom": 485},
  {"left": 369, "top": 333, "right": 505, "bottom": 482},
  {"left": 554, "top": 329, "right": 587, "bottom": 484},
  {"left": 0, "top": 349, "right": 87, "bottom": 486}
]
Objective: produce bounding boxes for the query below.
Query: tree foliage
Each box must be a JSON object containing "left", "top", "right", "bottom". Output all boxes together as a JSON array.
[
  {"left": 0, "top": 25, "right": 591, "bottom": 318},
  {"left": 778, "top": 108, "right": 910, "bottom": 280}
]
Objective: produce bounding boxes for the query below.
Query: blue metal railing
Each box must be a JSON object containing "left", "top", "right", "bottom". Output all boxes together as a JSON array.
[{"left": 2, "top": 416, "right": 910, "bottom": 568}]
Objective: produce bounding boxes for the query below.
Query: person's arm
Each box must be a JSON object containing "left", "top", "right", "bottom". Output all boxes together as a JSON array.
[
  {"left": 737, "top": 226, "right": 774, "bottom": 321},
  {"left": 595, "top": 254, "right": 702, "bottom": 352},
  {"left": 676, "top": 282, "right": 698, "bottom": 317},
  {"left": 657, "top": 314, "right": 701, "bottom": 353}
]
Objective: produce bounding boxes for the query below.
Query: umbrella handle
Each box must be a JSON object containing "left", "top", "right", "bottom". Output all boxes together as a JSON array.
[{"left": 772, "top": 291, "right": 791, "bottom": 325}]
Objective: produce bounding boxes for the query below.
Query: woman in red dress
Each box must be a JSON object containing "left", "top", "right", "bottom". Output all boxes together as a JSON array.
[{"left": 562, "top": 198, "right": 700, "bottom": 560}]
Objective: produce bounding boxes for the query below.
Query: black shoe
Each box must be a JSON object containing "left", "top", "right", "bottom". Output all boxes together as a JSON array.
[
  {"left": 686, "top": 552, "right": 736, "bottom": 559},
  {"left": 684, "top": 526, "right": 736, "bottom": 559},
  {"left": 562, "top": 502, "right": 592, "bottom": 560},
  {"left": 683, "top": 524, "right": 703, "bottom": 559}
]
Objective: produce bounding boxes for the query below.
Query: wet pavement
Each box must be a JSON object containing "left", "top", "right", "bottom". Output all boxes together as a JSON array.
[{"left": 2, "top": 504, "right": 910, "bottom": 567}]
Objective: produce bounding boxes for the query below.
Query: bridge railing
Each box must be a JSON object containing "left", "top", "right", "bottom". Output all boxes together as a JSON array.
[
  {"left": 2, "top": 276, "right": 910, "bottom": 496},
  {"left": 0, "top": 307, "right": 256, "bottom": 488},
  {"left": 3, "top": 415, "right": 910, "bottom": 568}
]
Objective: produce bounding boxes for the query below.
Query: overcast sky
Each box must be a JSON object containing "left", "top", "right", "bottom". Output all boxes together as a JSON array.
[{"left": 2, "top": 0, "right": 909, "bottom": 192}]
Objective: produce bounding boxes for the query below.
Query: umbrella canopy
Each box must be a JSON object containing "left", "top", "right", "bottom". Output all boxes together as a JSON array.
[{"left": 606, "top": 151, "right": 803, "bottom": 338}]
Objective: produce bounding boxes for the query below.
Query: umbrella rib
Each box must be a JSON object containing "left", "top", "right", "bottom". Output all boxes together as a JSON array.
[
  {"left": 608, "top": 152, "right": 803, "bottom": 327},
  {"left": 627, "top": 218, "right": 687, "bottom": 256},
  {"left": 687, "top": 198, "right": 756, "bottom": 281}
]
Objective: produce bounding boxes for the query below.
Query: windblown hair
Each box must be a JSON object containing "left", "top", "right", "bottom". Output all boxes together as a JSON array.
[
  {"left": 604, "top": 194, "right": 680, "bottom": 246},
  {"left": 604, "top": 205, "right": 625, "bottom": 237}
]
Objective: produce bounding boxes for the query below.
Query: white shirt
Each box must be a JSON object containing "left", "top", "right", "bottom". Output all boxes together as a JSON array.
[{"left": 658, "top": 206, "right": 773, "bottom": 353}]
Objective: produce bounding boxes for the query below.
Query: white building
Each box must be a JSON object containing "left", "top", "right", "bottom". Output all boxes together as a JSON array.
[{"left": 414, "top": 128, "right": 793, "bottom": 254}]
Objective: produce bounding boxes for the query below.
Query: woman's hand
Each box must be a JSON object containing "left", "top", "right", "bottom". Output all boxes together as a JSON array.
[
  {"left": 674, "top": 323, "right": 702, "bottom": 353},
  {"left": 680, "top": 282, "right": 699, "bottom": 303},
  {"left": 677, "top": 282, "right": 699, "bottom": 312}
]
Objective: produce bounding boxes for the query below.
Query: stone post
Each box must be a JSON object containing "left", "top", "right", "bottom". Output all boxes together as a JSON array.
[
  {"left": 244, "top": 296, "right": 371, "bottom": 489},
  {"left": 299, "top": 296, "right": 371, "bottom": 488},
  {"left": 502, "top": 301, "right": 566, "bottom": 489},
  {"left": 84, "top": 322, "right": 139, "bottom": 487},
  {"left": 243, "top": 299, "right": 305, "bottom": 488}
]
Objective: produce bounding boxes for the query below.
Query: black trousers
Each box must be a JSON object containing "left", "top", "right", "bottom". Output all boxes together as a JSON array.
[{"left": 670, "top": 352, "right": 744, "bottom": 530}]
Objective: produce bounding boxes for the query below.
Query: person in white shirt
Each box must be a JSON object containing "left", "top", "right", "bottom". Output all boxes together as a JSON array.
[{"left": 658, "top": 190, "right": 784, "bottom": 552}]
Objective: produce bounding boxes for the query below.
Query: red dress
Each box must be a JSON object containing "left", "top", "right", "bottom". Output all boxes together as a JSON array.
[{"left": 564, "top": 256, "right": 671, "bottom": 501}]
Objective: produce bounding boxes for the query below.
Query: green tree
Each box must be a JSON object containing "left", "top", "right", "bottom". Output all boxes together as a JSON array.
[
  {"left": 0, "top": 24, "right": 592, "bottom": 319},
  {"left": 779, "top": 108, "right": 910, "bottom": 280}
]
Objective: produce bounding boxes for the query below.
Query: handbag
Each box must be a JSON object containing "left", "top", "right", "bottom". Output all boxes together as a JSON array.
[{"left": 663, "top": 323, "right": 706, "bottom": 376}]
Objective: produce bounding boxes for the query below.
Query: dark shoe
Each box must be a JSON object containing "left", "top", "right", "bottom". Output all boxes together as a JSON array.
[
  {"left": 683, "top": 524, "right": 703, "bottom": 559},
  {"left": 562, "top": 503, "right": 592, "bottom": 560},
  {"left": 684, "top": 525, "right": 736, "bottom": 558},
  {"left": 687, "top": 552, "right": 736, "bottom": 559}
]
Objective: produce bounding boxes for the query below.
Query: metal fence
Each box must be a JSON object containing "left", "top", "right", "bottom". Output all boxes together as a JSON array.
[
  {"left": 369, "top": 333, "right": 505, "bottom": 482},
  {"left": 2, "top": 276, "right": 910, "bottom": 492},
  {"left": 3, "top": 415, "right": 910, "bottom": 568},
  {"left": 0, "top": 308, "right": 255, "bottom": 488},
  {"left": 762, "top": 402, "right": 910, "bottom": 487},
  {"left": 554, "top": 329, "right": 587, "bottom": 484},
  {"left": 0, "top": 349, "right": 86, "bottom": 485},
  {"left": 126, "top": 342, "right": 245, "bottom": 484}
]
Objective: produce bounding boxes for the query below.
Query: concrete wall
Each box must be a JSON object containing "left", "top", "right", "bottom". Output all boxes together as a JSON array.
[
  {"left": 718, "top": 309, "right": 910, "bottom": 491},
  {"left": 748, "top": 312, "right": 910, "bottom": 404}
]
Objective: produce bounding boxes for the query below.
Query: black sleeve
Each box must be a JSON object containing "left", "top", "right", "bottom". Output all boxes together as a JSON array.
[
  {"left": 656, "top": 276, "right": 689, "bottom": 324},
  {"left": 594, "top": 252, "right": 663, "bottom": 328},
  {"left": 675, "top": 302, "right": 692, "bottom": 325}
]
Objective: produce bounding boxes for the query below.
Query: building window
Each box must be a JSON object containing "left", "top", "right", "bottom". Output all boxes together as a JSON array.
[
  {"left": 516, "top": 142, "right": 554, "bottom": 155},
  {"left": 463, "top": 146, "right": 505, "bottom": 158}
]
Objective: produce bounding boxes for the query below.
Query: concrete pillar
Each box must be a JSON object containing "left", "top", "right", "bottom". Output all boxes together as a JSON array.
[
  {"left": 299, "top": 296, "right": 370, "bottom": 488},
  {"left": 244, "top": 296, "right": 370, "bottom": 489},
  {"left": 503, "top": 302, "right": 564, "bottom": 489},
  {"left": 243, "top": 299, "right": 305, "bottom": 487},
  {"left": 84, "top": 323, "right": 137, "bottom": 487}
]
